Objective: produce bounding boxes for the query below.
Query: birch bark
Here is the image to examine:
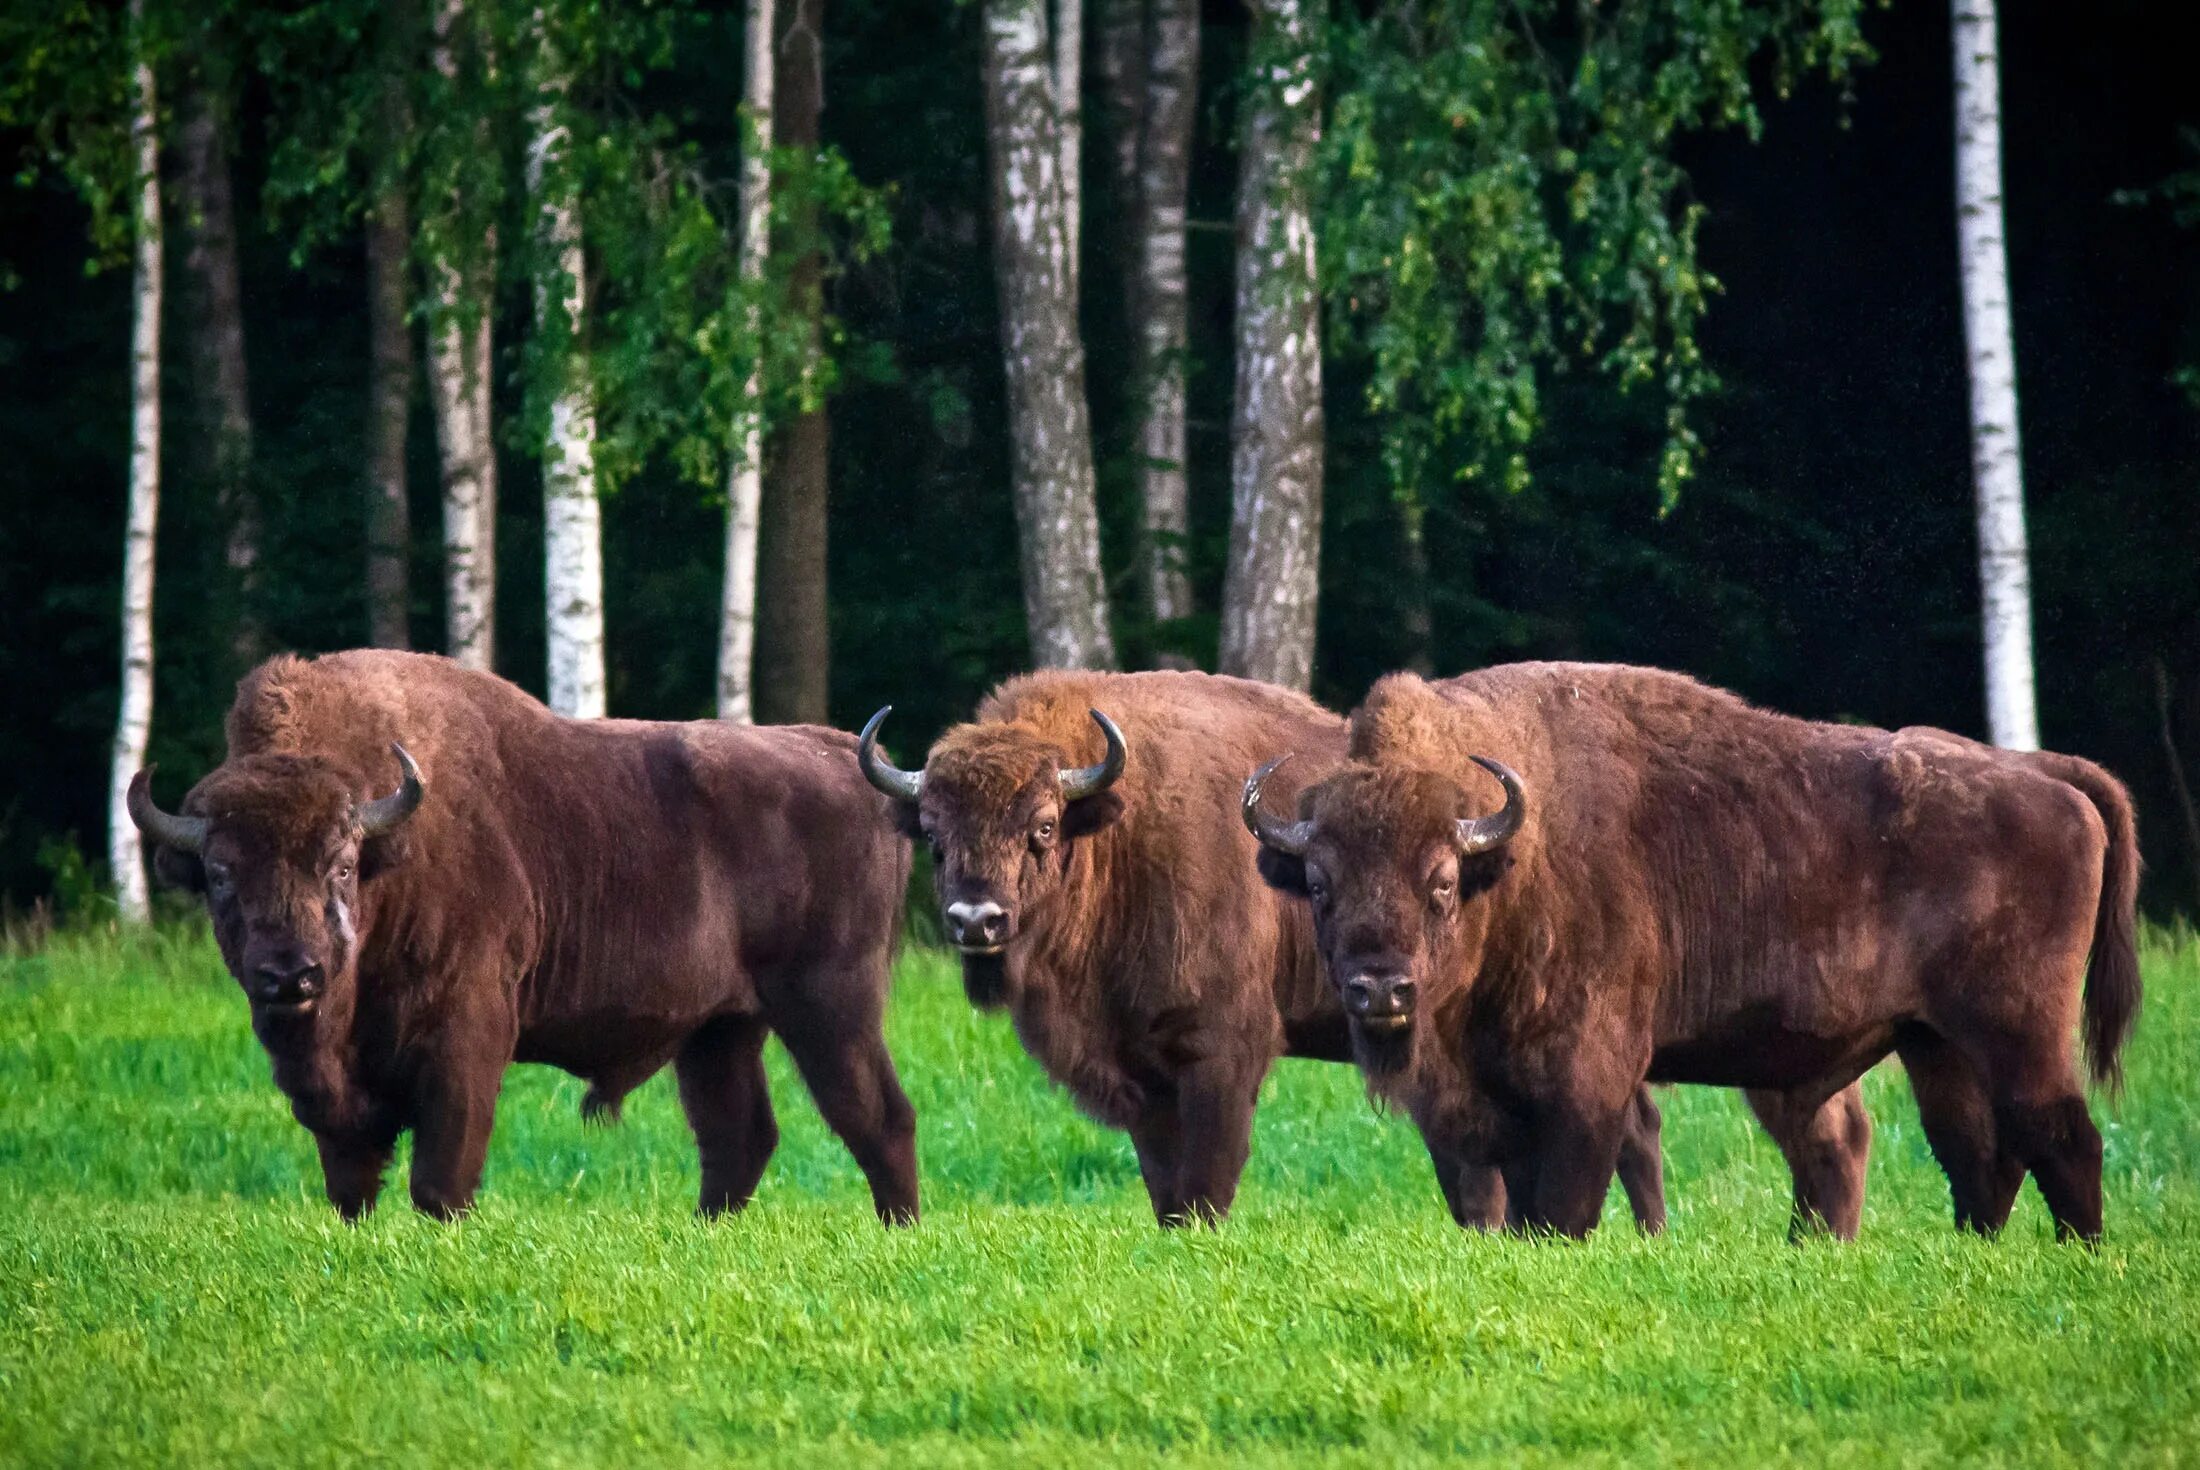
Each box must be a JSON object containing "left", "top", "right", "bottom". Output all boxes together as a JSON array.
[
  {"left": 1953, "top": 0, "right": 2038, "bottom": 750},
  {"left": 529, "top": 25, "right": 606, "bottom": 718},
  {"left": 111, "top": 2, "right": 161, "bottom": 923},
  {"left": 718, "top": 0, "right": 777, "bottom": 722},
  {"left": 1133, "top": 0, "right": 1196, "bottom": 625},
  {"left": 980, "top": 0, "right": 1116, "bottom": 669},
  {"left": 1219, "top": 0, "right": 1322, "bottom": 691}
]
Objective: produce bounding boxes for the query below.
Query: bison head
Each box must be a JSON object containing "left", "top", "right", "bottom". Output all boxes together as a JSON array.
[
  {"left": 1243, "top": 755, "right": 1523, "bottom": 1069},
  {"left": 128, "top": 745, "right": 423, "bottom": 1023},
  {"left": 858, "top": 707, "right": 1126, "bottom": 1008}
]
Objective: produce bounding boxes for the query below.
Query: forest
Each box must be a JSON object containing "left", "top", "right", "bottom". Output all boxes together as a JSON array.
[{"left": 2, "top": 0, "right": 2198, "bottom": 919}]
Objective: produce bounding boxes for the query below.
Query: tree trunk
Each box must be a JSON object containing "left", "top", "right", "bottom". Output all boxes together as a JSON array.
[
  {"left": 755, "top": 0, "right": 830, "bottom": 726},
  {"left": 365, "top": 73, "right": 413, "bottom": 650},
  {"left": 1095, "top": 0, "right": 1143, "bottom": 317},
  {"left": 1133, "top": 0, "right": 1196, "bottom": 626},
  {"left": 980, "top": 0, "right": 1117, "bottom": 669},
  {"left": 174, "top": 67, "right": 261, "bottom": 669},
  {"left": 1953, "top": 0, "right": 2038, "bottom": 750},
  {"left": 428, "top": 0, "right": 497, "bottom": 672},
  {"left": 528, "top": 30, "right": 606, "bottom": 719},
  {"left": 111, "top": 5, "right": 160, "bottom": 923},
  {"left": 1054, "top": 0, "right": 1082, "bottom": 307},
  {"left": 718, "top": 0, "right": 778, "bottom": 723},
  {"left": 1219, "top": 0, "right": 1322, "bottom": 692},
  {"left": 1396, "top": 494, "right": 1434, "bottom": 676}
]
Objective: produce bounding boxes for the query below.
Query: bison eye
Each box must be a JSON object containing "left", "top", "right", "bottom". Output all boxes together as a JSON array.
[
  {"left": 1035, "top": 820, "right": 1055, "bottom": 841},
  {"left": 333, "top": 863, "right": 354, "bottom": 883}
]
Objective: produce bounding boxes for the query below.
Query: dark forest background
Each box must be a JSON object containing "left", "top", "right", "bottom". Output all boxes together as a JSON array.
[{"left": 3, "top": 0, "right": 2198, "bottom": 915}]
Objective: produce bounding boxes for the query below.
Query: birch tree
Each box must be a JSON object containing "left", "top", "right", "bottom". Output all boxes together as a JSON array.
[
  {"left": 718, "top": 0, "right": 777, "bottom": 723},
  {"left": 1132, "top": 0, "right": 1196, "bottom": 626},
  {"left": 174, "top": 61, "right": 262, "bottom": 668},
  {"left": 528, "top": 16, "right": 606, "bottom": 718},
  {"left": 365, "top": 62, "right": 413, "bottom": 650},
  {"left": 1952, "top": 0, "right": 2039, "bottom": 750},
  {"left": 1054, "top": 0, "right": 1082, "bottom": 305},
  {"left": 755, "top": 0, "right": 831, "bottom": 725},
  {"left": 110, "top": 1, "right": 161, "bottom": 923},
  {"left": 980, "top": 0, "right": 1116, "bottom": 670},
  {"left": 426, "top": 0, "right": 497, "bottom": 671},
  {"left": 1219, "top": 0, "right": 1322, "bottom": 691}
]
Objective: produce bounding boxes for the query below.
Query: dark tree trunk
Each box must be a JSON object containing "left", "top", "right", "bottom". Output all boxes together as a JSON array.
[
  {"left": 1131, "top": 0, "right": 1197, "bottom": 627},
  {"left": 756, "top": 0, "right": 832, "bottom": 725},
  {"left": 175, "top": 67, "right": 261, "bottom": 668},
  {"left": 365, "top": 70, "right": 413, "bottom": 650},
  {"left": 980, "top": 0, "right": 1117, "bottom": 669}
]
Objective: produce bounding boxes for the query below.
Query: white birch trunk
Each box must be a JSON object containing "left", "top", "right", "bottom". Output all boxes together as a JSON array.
[
  {"left": 717, "top": 0, "right": 777, "bottom": 723},
  {"left": 1953, "top": 0, "right": 2038, "bottom": 751},
  {"left": 1054, "top": 0, "right": 1082, "bottom": 307},
  {"left": 1134, "top": 0, "right": 1196, "bottom": 625},
  {"left": 981, "top": 0, "right": 1117, "bottom": 669},
  {"left": 1219, "top": 0, "right": 1322, "bottom": 692},
  {"left": 110, "top": 6, "right": 161, "bottom": 923},
  {"left": 429, "top": 0, "right": 497, "bottom": 672},
  {"left": 528, "top": 31, "right": 606, "bottom": 719}
]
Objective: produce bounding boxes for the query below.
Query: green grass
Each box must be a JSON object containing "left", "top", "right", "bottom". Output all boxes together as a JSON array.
[{"left": 3, "top": 925, "right": 2198, "bottom": 1466}]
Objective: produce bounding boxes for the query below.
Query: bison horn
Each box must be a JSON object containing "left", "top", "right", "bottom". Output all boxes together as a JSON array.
[
  {"left": 857, "top": 707, "right": 924, "bottom": 804},
  {"left": 357, "top": 743, "right": 425, "bottom": 836},
  {"left": 1456, "top": 756, "right": 1526, "bottom": 854},
  {"left": 125, "top": 768, "right": 209, "bottom": 853},
  {"left": 1057, "top": 710, "right": 1127, "bottom": 800},
  {"left": 1241, "top": 755, "right": 1316, "bottom": 857}
]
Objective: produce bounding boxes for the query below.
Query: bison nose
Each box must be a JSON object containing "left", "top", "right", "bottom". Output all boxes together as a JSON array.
[
  {"left": 944, "top": 900, "right": 1010, "bottom": 952},
  {"left": 1343, "top": 970, "right": 1415, "bottom": 1024},
  {"left": 253, "top": 957, "right": 324, "bottom": 1006}
]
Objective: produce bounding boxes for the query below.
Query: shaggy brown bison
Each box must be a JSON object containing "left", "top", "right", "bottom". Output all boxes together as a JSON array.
[
  {"left": 130, "top": 650, "right": 918, "bottom": 1223},
  {"left": 863, "top": 670, "right": 1686, "bottom": 1231},
  {"left": 1246, "top": 663, "right": 2138, "bottom": 1241}
]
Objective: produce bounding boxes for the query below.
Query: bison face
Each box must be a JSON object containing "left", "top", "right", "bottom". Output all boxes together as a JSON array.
[
  {"left": 859, "top": 708, "right": 1126, "bottom": 1008},
  {"left": 1245, "top": 757, "right": 1524, "bottom": 1067},
  {"left": 129, "top": 746, "right": 423, "bottom": 1025}
]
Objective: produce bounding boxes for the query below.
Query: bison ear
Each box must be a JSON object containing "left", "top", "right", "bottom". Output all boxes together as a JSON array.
[
  {"left": 1062, "top": 790, "right": 1126, "bottom": 838},
  {"left": 889, "top": 800, "right": 925, "bottom": 840},
  {"left": 358, "top": 831, "right": 411, "bottom": 882},
  {"left": 1255, "top": 846, "right": 1310, "bottom": 896},
  {"left": 151, "top": 844, "right": 205, "bottom": 894}
]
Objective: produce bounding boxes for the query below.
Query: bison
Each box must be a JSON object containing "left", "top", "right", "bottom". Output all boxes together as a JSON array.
[
  {"left": 129, "top": 649, "right": 919, "bottom": 1223},
  {"left": 858, "top": 670, "right": 1819, "bottom": 1232},
  {"left": 1245, "top": 663, "right": 2138, "bottom": 1242}
]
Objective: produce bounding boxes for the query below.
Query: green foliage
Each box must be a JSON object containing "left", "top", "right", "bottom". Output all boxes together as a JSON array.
[
  {"left": 2, "top": 925, "right": 2199, "bottom": 1462},
  {"left": 0, "top": 0, "right": 157, "bottom": 271},
  {"left": 1319, "top": 0, "right": 1874, "bottom": 511}
]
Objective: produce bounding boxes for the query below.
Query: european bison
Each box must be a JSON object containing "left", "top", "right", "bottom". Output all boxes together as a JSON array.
[
  {"left": 862, "top": 670, "right": 1677, "bottom": 1230},
  {"left": 1246, "top": 663, "right": 2138, "bottom": 1241},
  {"left": 129, "top": 650, "right": 918, "bottom": 1223}
]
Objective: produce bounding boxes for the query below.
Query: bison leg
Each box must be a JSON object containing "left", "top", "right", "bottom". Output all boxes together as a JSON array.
[
  {"left": 1745, "top": 1082, "right": 1873, "bottom": 1241},
  {"left": 675, "top": 1015, "right": 779, "bottom": 1217},
  {"left": 780, "top": 1030, "right": 920, "bottom": 1226},
  {"left": 1971, "top": 1032, "right": 2104, "bottom": 1244},
  {"left": 1523, "top": 1098, "right": 1632, "bottom": 1239},
  {"left": 1898, "top": 1034, "right": 2024, "bottom": 1235},
  {"left": 1129, "top": 1106, "right": 1187, "bottom": 1225},
  {"left": 407, "top": 996, "right": 515, "bottom": 1220},
  {"left": 1169, "top": 1059, "right": 1265, "bottom": 1226},
  {"left": 315, "top": 1131, "right": 395, "bottom": 1221},
  {"left": 1614, "top": 1087, "right": 1668, "bottom": 1236},
  {"left": 1426, "top": 1138, "right": 1507, "bottom": 1230}
]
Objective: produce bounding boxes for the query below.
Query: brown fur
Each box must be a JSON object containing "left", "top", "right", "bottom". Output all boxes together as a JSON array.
[
  {"left": 1255, "top": 663, "right": 2137, "bottom": 1242},
  {"left": 894, "top": 670, "right": 1682, "bottom": 1229},
  {"left": 148, "top": 650, "right": 918, "bottom": 1223}
]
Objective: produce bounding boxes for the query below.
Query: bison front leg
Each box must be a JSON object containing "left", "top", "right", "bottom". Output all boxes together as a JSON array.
[
  {"left": 1425, "top": 1137, "right": 1507, "bottom": 1230},
  {"left": 1614, "top": 1086, "right": 1669, "bottom": 1235},
  {"left": 1128, "top": 1106, "right": 1186, "bottom": 1226},
  {"left": 1168, "top": 1058, "right": 1266, "bottom": 1227},
  {"left": 407, "top": 995, "right": 516, "bottom": 1220},
  {"left": 1523, "top": 1097, "right": 1632, "bottom": 1239},
  {"left": 315, "top": 1131, "right": 395, "bottom": 1221},
  {"left": 1746, "top": 1082, "right": 1873, "bottom": 1241}
]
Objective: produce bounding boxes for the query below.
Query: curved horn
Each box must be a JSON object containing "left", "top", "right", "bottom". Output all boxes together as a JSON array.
[
  {"left": 126, "top": 768, "right": 208, "bottom": 853},
  {"left": 1057, "top": 710, "right": 1127, "bottom": 801},
  {"left": 358, "top": 743, "right": 425, "bottom": 837},
  {"left": 857, "top": 706, "right": 924, "bottom": 804},
  {"left": 1241, "top": 755, "right": 1316, "bottom": 857},
  {"left": 1456, "top": 756, "right": 1525, "bottom": 854}
]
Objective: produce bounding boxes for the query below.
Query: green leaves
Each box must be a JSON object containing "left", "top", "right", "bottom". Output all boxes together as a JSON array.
[{"left": 1318, "top": 0, "right": 1877, "bottom": 513}]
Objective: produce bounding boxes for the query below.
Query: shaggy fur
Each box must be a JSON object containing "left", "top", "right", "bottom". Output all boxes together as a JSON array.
[
  {"left": 891, "top": 669, "right": 1671, "bottom": 1229},
  {"left": 1256, "top": 663, "right": 2138, "bottom": 1242},
  {"left": 144, "top": 650, "right": 918, "bottom": 1223}
]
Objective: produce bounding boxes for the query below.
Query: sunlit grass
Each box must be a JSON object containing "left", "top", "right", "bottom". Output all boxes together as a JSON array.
[{"left": 2, "top": 922, "right": 2197, "bottom": 1465}]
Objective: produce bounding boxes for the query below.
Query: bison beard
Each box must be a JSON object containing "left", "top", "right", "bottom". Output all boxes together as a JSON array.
[
  {"left": 1251, "top": 663, "right": 2137, "bottom": 1243},
  {"left": 961, "top": 951, "right": 1011, "bottom": 1010},
  {"left": 132, "top": 649, "right": 920, "bottom": 1224}
]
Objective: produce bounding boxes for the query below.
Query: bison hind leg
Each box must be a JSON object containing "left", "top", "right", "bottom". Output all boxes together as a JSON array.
[{"left": 1899, "top": 1032, "right": 2023, "bottom": 1236}]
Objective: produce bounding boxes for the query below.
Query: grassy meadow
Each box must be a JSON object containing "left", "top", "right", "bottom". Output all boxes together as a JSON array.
[{"left": 2, "top": 922, "right": 2198, "bottom": 1466}]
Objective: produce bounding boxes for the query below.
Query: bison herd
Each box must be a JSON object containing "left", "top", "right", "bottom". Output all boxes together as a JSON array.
[{"left": 130, "top": 648, "right": 2139, "bottom": 1243}]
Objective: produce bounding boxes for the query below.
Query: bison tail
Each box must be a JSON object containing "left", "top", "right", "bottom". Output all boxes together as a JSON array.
[{"left": 2036, "top": 752, "right": 2143, "bottom": 1095}]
